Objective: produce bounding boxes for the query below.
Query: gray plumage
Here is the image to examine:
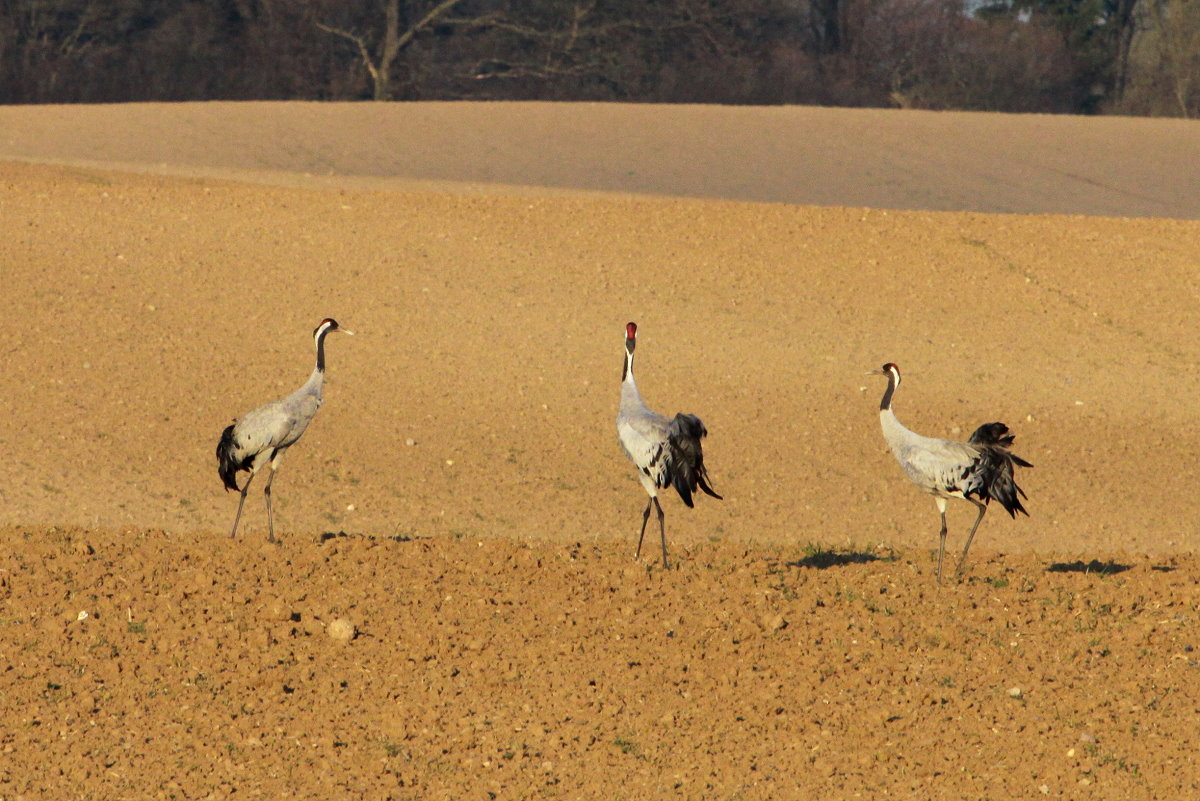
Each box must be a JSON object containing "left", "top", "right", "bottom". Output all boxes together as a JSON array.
[
  {"left": 617, "top": 322, "right": 721, "bottom": 568},
  {"left": 217, "top": 318, "right": 352, "bottom": 541},
  {"left": 871, "top": 363, "right": 1030, "bottom": 582}
]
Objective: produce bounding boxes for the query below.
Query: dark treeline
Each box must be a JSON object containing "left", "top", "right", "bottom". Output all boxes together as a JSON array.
[{"left": 0, "top": 0, "right": 1196, "bottom": 115}]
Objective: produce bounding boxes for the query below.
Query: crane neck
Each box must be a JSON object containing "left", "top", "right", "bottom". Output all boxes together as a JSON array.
[
  {"left": 620, "top": 347, "right": 648, "bottom": 414},
  {"left": 879, "top": 371, "right": 897, "bottom": 411},
  {"left": 315, "top": 326, "right": 330, "bottom": 373},
  {"left": 879, "top": 405, "right": 922, "bottom": 464},
  {"left": 876, "top": 368, "right": 917, "bottom": 452},
  {"left": 294, "top": 327, "right": 332, "bottom": 399},
  {"left": 299, "top": 364, "right": 325, "bottom": 398},
  {"left": 879, "top": 404, "right": 907, "bottom": 440}
]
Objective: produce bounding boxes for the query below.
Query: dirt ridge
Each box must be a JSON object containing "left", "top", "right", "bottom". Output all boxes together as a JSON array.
[{"left": 2, "top": 102, "right": 1200, "bottom": 216}]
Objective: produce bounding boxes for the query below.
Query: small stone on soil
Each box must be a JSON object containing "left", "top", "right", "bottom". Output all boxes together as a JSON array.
[{"left": 328, "top": 618, "right": 356, "bottom": 642}]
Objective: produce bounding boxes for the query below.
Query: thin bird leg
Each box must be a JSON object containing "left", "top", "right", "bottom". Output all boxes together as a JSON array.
[
  {"left": 934, "top": 497, "right": 948, "bottom": 584},
  {"left": 954, "top": 498, "right": 989, "bottom": 579},
  {"left": 653, "top": 496, "right": 669, "bottom": 569},
  {"left": 635, "top": 499, "right": 653, "bottom": 560},
  {"left": 229, "top": 472, "right": 256, "bottom": 539},
  {"left": 263, "top": 466, "right": 278, "bottom": 544}
]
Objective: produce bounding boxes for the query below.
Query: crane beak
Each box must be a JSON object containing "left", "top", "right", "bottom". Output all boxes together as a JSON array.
[
  {"left": 866, "top": 368, "right": 883, "bottom": 376},
  {"left": 339, "top": 329, "right": 355, "bottom": 336}
]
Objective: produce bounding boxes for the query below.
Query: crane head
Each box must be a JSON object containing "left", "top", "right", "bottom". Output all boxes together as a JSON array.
[
  {"left": 868, "top": 363, "right": 900, "bottom": 380},
  {"left": 625, "top": 322, "right": 637, "bottom": 351},
  {"left": 315, "top": 318, "right": 354, "bottom": 337}
]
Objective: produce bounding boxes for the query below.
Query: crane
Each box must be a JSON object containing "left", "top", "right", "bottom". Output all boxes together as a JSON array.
[
  {"left": 870, "top": 363, "right": 1031, "bottom": 582},
  {"left": 617, "top": 321, "right": 721, "bottom": 568},
  {"left": 216, "top": 318, "right": 352, "bottom": 542}
]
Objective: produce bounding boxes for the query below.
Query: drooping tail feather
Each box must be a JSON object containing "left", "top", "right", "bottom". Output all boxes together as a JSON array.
[
  {"left": 667, "top": 413, "right": 723, "bottom": 507},
  {"left": 967, "top": 421, "right": 1031, "bottom": 517},
  {"left": 216, "top": 423, "right": 242, "bottom": 492}
]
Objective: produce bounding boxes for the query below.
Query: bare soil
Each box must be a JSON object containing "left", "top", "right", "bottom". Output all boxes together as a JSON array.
[
  {"left": 1, "top": 103, "right": 1198, "bottom": 799},
  {"left": 1, "top": 102, "right": 1199, "bottom": 216}
]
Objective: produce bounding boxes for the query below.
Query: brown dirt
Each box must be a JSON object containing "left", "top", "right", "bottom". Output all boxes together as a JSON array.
[
  {"left": 1, "top": 103, "right": 1199, "bottom": 799},
  {"left": 2, "top": 102, "right": 1200, "bottom": 216}
]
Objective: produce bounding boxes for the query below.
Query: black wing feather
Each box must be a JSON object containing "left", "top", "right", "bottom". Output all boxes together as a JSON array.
[
  {"left": 216, "top": 423, "right": 245, "bottom": 492},
  {"left": 666, "top": 413, "right": 723, "bottom": 507},
  {"left": 966, "top": 421, "right": 1032, "bottom": 517}
]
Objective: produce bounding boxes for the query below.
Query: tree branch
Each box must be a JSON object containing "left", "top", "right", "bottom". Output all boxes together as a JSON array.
[
  {"left": 394, "top": 0, "right": 472, "bottom": 51},
  {"left": 315, "top": 22, "right": 380, "bottom": 87}
]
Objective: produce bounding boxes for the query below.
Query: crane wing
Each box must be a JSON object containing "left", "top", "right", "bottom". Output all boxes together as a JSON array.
[
  {"left": 235, "top": 402, "right": 294, "bottom": 449},
  {"left": 666, "top": 413, "right": 722, "bottom": 506},
  {"left": 968, "top": 422, "right": 1033, "bottom": 468},
  {"left": 618, "top": 410, "right": 670, "bottom": 483},
  {"left": 964, "top": 421, "right": 1031, "bottom": 516},
  {"left": 895, "top": 437, "right": 979, "bottom": 496},
  {"left": 223, "top": 393, "right": 320, "bottom": 470}
]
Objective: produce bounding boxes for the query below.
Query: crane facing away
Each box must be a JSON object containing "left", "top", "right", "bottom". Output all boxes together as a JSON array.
[
  {"left": 870, "top": 363, "right": 1031, "bottom": 582},
  {"left": 217, "top": 318, "right": 352, "bottom": 542},
  {"left": 617, "top": 322, "right": 721, "bottom": 568}
]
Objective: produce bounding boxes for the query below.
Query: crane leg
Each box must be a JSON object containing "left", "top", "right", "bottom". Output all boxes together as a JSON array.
[
  {"left": 635, "top": 499, "right": 653, "bottom": 560},
  {"left": 954, "top": 498, "right": 989, "bottom": 579},
  {"left": 653, "top": 496, "right": 669, "bottom": 569},
  {"left": 263, "top": 466, "right": 278, "bottom": 544},
  {"left": 229, "top": 472, "right": 256, "bottom": 539},
  {"left": 934, "top": 497, "right": 948, "bottom": 584}
]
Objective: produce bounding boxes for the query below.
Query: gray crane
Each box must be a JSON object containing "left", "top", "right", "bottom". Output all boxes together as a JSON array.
[
  {"left": 617, "top": 321, "right": 721, "bottom": 568},
  {"left": 216, "top": 318, "right": 352, "bottom": 542},
  {"left": 870, "top": 363, "right": 1031, "bottom": 582}
]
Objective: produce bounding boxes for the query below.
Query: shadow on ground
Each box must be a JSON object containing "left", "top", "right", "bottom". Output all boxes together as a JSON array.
[
  {"left": 790, "top": 548, "right": 891, "bottom": 570},
  {"left": 1046, "top": 559, "right": 1133, "bottom": 576},
  {"left": 320, "top": 530, "right": 417, "bottom": 544}
]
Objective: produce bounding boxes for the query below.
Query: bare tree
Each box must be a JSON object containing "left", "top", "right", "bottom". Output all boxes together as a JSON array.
[
  {"left": 1153, "top": 0, "right": 1200, "bottom": 115},
  {"left": 0, "top": 0, "right": 1178, "bottom": 112},
  {"left": 1109, "top": 0, "right": 1140, "bottom": 101},
  {"left": 1119, "top": 0, "right": 1200, "bottom": 116},
  {"left": 461, "top": 0, "right": 814, "bottom": 103},
  {"left": 0, "top": 0, "right": 189, "bottom": 102},
  {"left": 317, "top": 0, "right": 470, "bottom": 100}
]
